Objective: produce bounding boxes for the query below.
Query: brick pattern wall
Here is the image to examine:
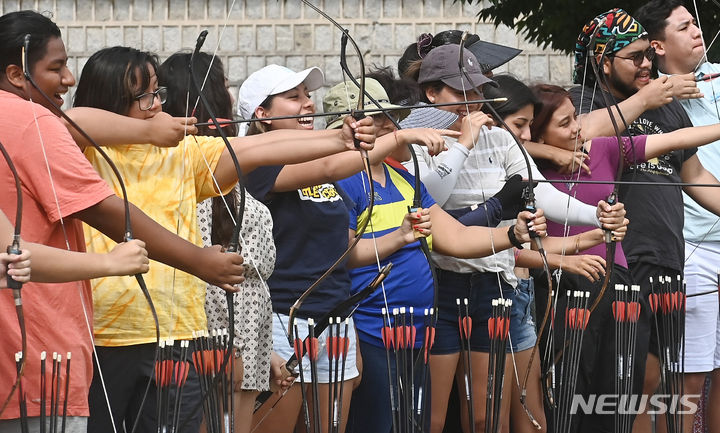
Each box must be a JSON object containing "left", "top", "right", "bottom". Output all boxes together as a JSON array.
[{"left": 1, "top": 0, "right": 574, "bottom": 111}]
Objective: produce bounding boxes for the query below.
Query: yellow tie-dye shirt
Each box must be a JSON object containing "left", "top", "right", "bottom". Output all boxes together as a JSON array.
[{"left": 83, "top": 136, "right": 231, "bottom": 346}]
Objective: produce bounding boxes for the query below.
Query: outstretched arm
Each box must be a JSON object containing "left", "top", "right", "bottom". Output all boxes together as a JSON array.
[
  {"left": 575, "top": 76, "right": 673, "bottom": 140},
  {"left": 347, "top": 211, "right": 431, "bottom": 268},
  {"left": 539, "top": 227, "right": 627, "bottom": 254},
  {"left": 517, "top": 250, "right": 607, "bottom": 283},
  {"left": 214, "top": 116, "right": 377, "bottom": 190},
  {"left": 682, "top": 155, "right": 720, "bottom": 218},
  {"left": 1, "top": 209, "right": 149, "bottom": 283},
  {"left": 65, "top": 108, "right": 198, "bottom": 149},
  {"left": 645, "top": 122, "right": 720, "bottom": 159},
  {"left": 267, "top": 126, "right": 453, "bottom": 193},
  {"left": 430, "top": 205, "right": 546, "bottom": 258},
  {"left": 72, "top": 195, "right": 244, "bottom": 292}
]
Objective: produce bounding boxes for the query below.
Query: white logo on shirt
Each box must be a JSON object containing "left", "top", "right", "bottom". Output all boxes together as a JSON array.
[{"left": 298, "top": 183, "right": 342, "bottom": 203}]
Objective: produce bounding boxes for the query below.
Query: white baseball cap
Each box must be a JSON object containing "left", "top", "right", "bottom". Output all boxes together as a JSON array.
[{"left": 237, "top": 64, "right": 324, "bottom": 120}]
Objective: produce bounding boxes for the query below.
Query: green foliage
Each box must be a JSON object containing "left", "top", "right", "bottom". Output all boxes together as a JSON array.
[{"left": 463, "top": 0, "right": 720, "bottom": 60}]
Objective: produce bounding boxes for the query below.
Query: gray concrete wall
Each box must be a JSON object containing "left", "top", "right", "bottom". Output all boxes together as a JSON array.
[{"left": 1, "top": 0, "right": 574, "bottom": 111}]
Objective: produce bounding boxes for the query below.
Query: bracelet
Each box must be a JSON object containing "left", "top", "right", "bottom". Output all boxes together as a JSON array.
[
  {"left": 393, "top": 130, "right": 400, "bottom": 147},
  {"left": 507, "top": 225, "right": 524, "bottom": 249},
  {"left": 574, "top": 233, "right": 582, "bottom": 255}
]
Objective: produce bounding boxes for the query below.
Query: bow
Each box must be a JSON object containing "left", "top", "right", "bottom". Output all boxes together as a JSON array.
[
  {"left": 325, "top": 21, "right": 442, "bottom": 348},
  {"left": 253, "top": 2, "right": 392, "bottom": 424},
  {"left": 340, "top": 49, "right": 441, "bottom": 329},
  {"left": 252, "top": 263, "right": 392, "bottom": 422},
  {"left": 584, "top": 32, "right": 626, "bottom": 316},
  {"left": 455, "top": 32, "right": 550, "bottom": 428},
  {"left": 285, "top": 0, "right": 376, "bottom": 346},
  {"left": 331, "top": 25, "right": 442, "bottom": 430},
  {"left": 178, "top": 29, "right": 246, "bottom": 425},
  {"left": 285, "top": 264, "right": 391, "bottom": 380},
  {"left": 0, "top": 139, "right": 26, "bottom": 417},
  {"left": 18, "top": 34, "right": 161, "bottom": 433}
]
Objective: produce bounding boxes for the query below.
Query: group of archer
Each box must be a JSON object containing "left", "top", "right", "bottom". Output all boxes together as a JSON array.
[{"left": 3, "top": 2, "right": 720, "bottom": 433}]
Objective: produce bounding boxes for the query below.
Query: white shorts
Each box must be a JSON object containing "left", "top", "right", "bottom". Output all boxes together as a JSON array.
[
  {"left": 272, "top": 313, "right": 359, "bottom": 383},
  {"left": 683, "top": 240, "right": 720, "bottom": 372}
]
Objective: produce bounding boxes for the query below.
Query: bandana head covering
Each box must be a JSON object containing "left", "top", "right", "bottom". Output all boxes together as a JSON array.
[{"left": 573, "top": 8, "right": 647, "bottom": 84}]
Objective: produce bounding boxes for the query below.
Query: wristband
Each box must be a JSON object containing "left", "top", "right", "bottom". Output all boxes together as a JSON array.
[{"left": 507, "top": 225, "right": 524, "bottom": 249}]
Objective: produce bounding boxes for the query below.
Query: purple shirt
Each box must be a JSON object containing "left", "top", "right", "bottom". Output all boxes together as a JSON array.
[{"left": 542, "top": 135, "right": 648, "bottom": 267}]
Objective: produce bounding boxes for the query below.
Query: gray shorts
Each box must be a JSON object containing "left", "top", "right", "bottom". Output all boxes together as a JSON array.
[
  {"left": 0, "top": 416, "right": 86, "bottom": 433},
  {"left": 272, "top": 313, "right": 359, "bottom": 383}
]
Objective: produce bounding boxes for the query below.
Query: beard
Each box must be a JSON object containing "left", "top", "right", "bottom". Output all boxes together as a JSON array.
[{"left": 605, "top": 68, "right": 646, "bottom": 100}]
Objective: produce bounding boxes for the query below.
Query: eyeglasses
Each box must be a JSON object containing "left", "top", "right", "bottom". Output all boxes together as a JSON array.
[
  {"left": 134, "top": 86, "right": 167, "bottom": 111},
  {"left": 611, "top": 47, "right": 656, "bottom": 67}
]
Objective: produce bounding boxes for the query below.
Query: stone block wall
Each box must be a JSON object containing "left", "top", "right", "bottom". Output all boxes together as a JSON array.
[{"left": 1, "top": 0, "right": 574, "bottom": 111}]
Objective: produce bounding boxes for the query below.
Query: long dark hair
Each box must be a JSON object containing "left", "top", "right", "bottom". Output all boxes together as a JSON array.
[
  {"left": 0, "top": 10, "right": 61, "bottom": 77},
  {"left": 482, "top": 75, "right": 541, "bottom": 121},
  {"left": 159, "top": 52, "right": 237, "bottom": 137},
  {"left": 529, "top": 84, "right": 572, "bottom": 142},
  {"left": 73, "top": 46, "right": 159, "bottom": 115},
  {"left": 159, "top": 51, "right": 240, "bottom": 248}
]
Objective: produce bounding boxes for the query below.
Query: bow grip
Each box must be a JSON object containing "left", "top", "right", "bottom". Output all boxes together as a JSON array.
[
  {"left": 604, "top": 191, "right": 618, "bottom": 244},
  {"left": 350, "top": 109, "right": 365, "bottom": 150},
  {"left": 6, "top": 241, "right": 22, "bottom": 290},
  {"left": 270, "top": 361, "right": 298, "bottom": 393},
  {"left": 522, "top": 186, "right": 539, "bottom": 240},
  {"left": 407, "top": 206, "right": 425, "bottom": 239}
]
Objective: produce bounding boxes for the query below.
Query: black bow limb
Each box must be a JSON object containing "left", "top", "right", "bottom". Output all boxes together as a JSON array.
[
  {"left": 0, "top": 139, "right": 26, "bottom": 418},
  {"left": 178, "top": 29, "right": 247, "bottom": 430}
]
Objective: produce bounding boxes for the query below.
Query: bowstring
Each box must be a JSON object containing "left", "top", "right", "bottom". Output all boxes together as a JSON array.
[
  {"left": 556, "top": 48, "right": 596, "bottom": 283},
  {"left": 551, "top": 43, "right": 602, "bottom": 344},
  {"left": 25, "top": 72, "right": 120, "bottom": 433},
  {"left": 457, "top": 41, "right": 524, "bottom": 406},
  {"left": 190, "top": 0, "right": 238, "bottom": 117},
  {"left": 169, "top": 0, "right": 240, "bottom": 343},
  {"left": 338, "top": 74, "right": 393, "bottom": 329},
  {"left": 192, "top": 138, "right": 272, "bottom": 301},
  {"left": 682, "top": 0, "right": 720, "bottom": 265},
  {"left": 541, "top": 32, "right": 602, "bottom": 417}
]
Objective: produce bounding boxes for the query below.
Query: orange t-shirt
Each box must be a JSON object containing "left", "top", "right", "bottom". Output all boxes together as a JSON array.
[{"left": 0, "top": 91, "right": 113, "bottom": 419}]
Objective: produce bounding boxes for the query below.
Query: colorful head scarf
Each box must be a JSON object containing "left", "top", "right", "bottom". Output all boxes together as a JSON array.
[{"left": 573, "top": 8, "right": 648, "bottom": 84}]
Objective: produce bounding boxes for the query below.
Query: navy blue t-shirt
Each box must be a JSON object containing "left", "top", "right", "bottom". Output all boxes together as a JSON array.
[{"left": 246, "top": 165, "right": 352, "bottom": 318}]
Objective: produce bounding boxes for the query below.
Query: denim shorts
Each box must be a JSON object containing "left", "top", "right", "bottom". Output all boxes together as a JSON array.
[
  {"left": 512, "top": 277, "right": 538, "bottom": 351},
  {"left": 432, "top": 269, "right": 526, "bottom": 354}
]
